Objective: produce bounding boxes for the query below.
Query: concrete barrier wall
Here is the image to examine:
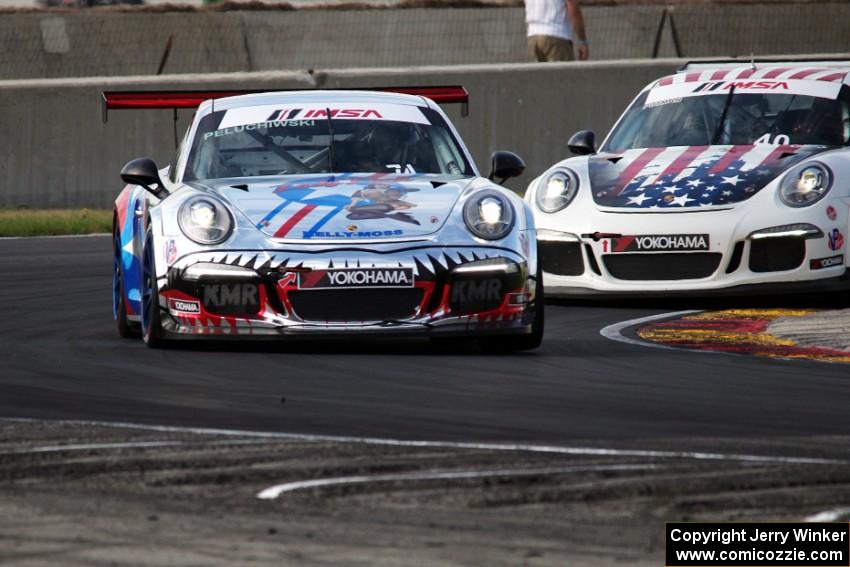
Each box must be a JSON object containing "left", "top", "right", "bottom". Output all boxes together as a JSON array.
[
  {"left": 3, "top": 3, "right": 850, "bottom": 79},
  {"left": 0, "top": 59, "right": 684, "bottom": 208}
]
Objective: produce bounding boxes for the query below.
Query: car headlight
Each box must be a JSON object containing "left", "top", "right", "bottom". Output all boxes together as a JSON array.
[
  {"left": 178, "top": 196, "right": 233, "bottom": 245},
  {"left": 463, "top": 190, "right": 515, "bottom": 240},
  {"left": 535, "top": 168, "right": 579, "bottom": 213},
  {"left": 779, "top": 163, "right": 832, "bottom": 208}
]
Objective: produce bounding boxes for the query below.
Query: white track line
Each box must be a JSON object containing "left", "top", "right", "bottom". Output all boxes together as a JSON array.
[
  {"left": 600, "top": 310, "right": 701, "bottom": 351},
  {"left": 0, "top": 438, "right": 280, "bottom": 456},
  {"left": 257, "top": 463, "right": 659, "bottom": 499},
  {"left": 2, "top": 417, "right": 844, "bottom": 465},
  {"left": 805, "top": 507, "right": 850, "bottom": 522},
  {"left": 0, "top": 233, "right": 110, "bottom": 241},
  {"left": 1, "top": 441, "right": 184, "bottom": 454}
]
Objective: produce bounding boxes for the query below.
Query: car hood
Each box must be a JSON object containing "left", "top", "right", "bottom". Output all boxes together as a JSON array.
[
  {"left": 587, "top": 144, "right": 829, "bottom": 209},
  {"left": 193, "top": 173, "right": 473, "bottom": 241}
]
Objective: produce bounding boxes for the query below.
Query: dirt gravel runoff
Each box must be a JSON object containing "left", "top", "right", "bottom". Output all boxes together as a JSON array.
[{"left": 2, "top": 420, "right": 850, "bottom": 566}]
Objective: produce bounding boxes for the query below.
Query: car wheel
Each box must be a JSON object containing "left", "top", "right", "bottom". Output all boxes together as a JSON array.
[
  {"left": 113, "top": 222, "right": 140, "bottom": 338},
  {"left": 140, "top": 225, "right": 166, "bottom": 348},
  {"left": 479, "top": 263, "right": 545, "bottom": 352}
]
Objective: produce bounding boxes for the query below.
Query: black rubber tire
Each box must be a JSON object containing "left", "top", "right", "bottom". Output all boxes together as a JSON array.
[
  {"left": 479, "top": 263, "right": 545, "bottom": 352},
  {"left": 113, "top": 221, "right": 140, "bottom": 338},
  {"left": 141, "top": 225, "right": 166, "bottom": 348}
]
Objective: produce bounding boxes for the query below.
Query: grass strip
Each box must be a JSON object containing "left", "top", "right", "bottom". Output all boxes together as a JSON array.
[{"left": 0, "top": 209, "right": 112, "bottom": 237}]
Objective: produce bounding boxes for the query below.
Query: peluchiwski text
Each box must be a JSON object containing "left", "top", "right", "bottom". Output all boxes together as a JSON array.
[{"left": 665, "top": 522, "right": 850, "bottom": 567}]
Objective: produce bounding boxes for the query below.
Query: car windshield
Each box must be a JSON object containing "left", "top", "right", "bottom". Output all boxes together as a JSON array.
[
  {"left": 603, "top": 90, "right": 850, "bottom": 151},
  {"left": 183, "top": 103, "right": 474, "bottom": 181}
]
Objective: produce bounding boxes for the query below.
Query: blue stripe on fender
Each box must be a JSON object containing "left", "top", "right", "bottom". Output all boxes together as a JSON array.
[{"left": 121, "top": 187, "right": 143, "bottom": 314}]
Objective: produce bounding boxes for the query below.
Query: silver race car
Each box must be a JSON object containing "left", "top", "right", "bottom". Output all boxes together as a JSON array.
[{"left": 108, "top": 88, "right": 542, "bottom": 349}]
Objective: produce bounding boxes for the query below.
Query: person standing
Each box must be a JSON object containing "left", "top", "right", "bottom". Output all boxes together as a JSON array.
[{"left": 525, "top": 0, "right": 590, "bottom": 62}]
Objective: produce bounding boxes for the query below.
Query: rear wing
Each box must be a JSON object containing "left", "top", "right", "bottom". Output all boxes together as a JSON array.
[
  {"left": 101, "top": 85, "right": 469, "bottom": 123},
  {"left": 678, "top": 58, "right": 850, "bottom": 73}
]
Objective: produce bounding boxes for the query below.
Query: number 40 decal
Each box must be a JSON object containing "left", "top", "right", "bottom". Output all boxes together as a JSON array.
[{"left": 754, "top": 133, "right": 790, "bottom": 145}]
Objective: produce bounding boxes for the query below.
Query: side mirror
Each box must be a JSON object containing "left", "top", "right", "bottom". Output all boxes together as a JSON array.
[
  {"left": 487, "top": 151, "right": 526, "bottom": 184},
  {"left": 568, "top": 130, "right": 597, "bottom": 155},
  {"left": 120, "top": 157, "right": 168, "bottom": 198}
]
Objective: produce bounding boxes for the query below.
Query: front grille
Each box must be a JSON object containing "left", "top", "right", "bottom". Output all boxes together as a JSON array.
[
  {"left": 749, "top": 237, "right": 806, "bottom": 272},
  {"left": 602, "top": 253, "right": 722, "bottom": 281},
  {"left": 288, "top": 288, "right": 424, "bottom": 322},
  {"left": 539, "top": 241, "right": 584, "bottom": 276}
]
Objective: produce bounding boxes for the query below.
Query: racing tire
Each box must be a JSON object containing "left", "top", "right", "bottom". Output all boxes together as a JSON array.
[
  {"left": 113, "top": 221, "right": 140, "bottom": 338},
  {"left": 140, "top": 225, "right": 166, "bottom": 348},
  {"left": 479, "top": 264, "right": 545, "bottom": 352}
]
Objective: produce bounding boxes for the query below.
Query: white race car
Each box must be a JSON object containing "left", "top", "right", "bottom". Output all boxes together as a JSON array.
[{"left": 527, "top": 60, "right": 850, "bottom": 296}]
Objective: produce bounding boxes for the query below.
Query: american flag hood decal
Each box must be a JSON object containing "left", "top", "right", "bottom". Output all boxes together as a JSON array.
[{"left": 588, "top": 144, "right": 829, "bottom": 209}]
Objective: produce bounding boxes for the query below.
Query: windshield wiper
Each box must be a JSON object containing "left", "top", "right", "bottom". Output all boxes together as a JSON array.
[
  {"left": 325, "top": 107, "right": 337, "bottom": 173},
  {"left": 711, "top": 85, "right": 736, "bottom": 145},
  {"left": 766, "top": 94, "right": 797, "bottom": 139}
]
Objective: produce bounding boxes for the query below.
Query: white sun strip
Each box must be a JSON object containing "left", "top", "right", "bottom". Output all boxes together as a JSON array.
[
  {"left": 1, "top": 417, "right": 844, "bottom": 466},
  {"left": 646, "top": 80, "right": 842, "bottom": 106},
  {"left": 805, "top": 507, "right": 850, "bottom": 522},
  {"left": 256, "top": 463, "right": 659, "bottom": 500},
  {"left": 810, "top": 69, "right": 846, "bottom": 81},
  {"left": 599, "top": 310, "right": 701, "bottom": 352},
  {"left": 218, "top": 103, "right": 429, "bottom": 129}
]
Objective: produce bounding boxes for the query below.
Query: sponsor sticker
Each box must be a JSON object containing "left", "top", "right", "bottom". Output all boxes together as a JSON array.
[
  {"left": 165, "top": 239, "right": 177, "bottom": 265},
  {"left": 519, "top": 231, "right": 530, "bottom": 257},
  {"left": 810, "top": 255, "right": 844, "bottom": 270},
  {"left": 451, "top": 278, "right": 503, "bottom": 307},
  {"left": 827, "top": 205, "right": 838, "bottom": 221},
  {"left": 203, "top": 120, "right": 316, "bottom": 141},
  {"left": 298, "top": 268, "right": 415, "bottom": 290},
  {"left": 303, "top": 229, "right": 404, "bottom": 239},
  {"left": 168, "top": 298, "right": 201, "bottom": 314},
  {"left": 202, "top": 284, "right": 259, "bottom": 309},
  {"left": 609, "top": 234, "right": 710, "bottom": 253},
  {"left": 828, "top": 228, "right": 845, "bottom": 251}
]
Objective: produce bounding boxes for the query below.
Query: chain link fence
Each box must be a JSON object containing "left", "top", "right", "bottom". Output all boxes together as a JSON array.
[{"left": 1, "top": 1, "right": 849, "bottom": 79}]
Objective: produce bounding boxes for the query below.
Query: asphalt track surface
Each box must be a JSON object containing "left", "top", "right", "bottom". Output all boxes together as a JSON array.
[{"left": 2, "top": 235, "right": 848, "bottom": 445}]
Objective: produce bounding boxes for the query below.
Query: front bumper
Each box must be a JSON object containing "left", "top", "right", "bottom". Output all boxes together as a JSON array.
[
  {"left": 156, "top": 246, "right": 536, "bottom": 337},
  {"left": 538, "top": 221, "right": 849, "bottom": 297}
]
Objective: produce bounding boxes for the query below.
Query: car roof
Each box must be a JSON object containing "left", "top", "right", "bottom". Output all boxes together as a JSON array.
[
  {"left": 652, "top": 61, "right": 850, "bottom": 88},
  {"left": 197, "top": 89, "right": 435, "bottom": 113}
]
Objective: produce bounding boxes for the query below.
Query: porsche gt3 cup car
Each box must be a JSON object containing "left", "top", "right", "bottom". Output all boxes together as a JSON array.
[
  {"left": 526, "top": 60, "right": 850, "bottom": 296},
  {"left": 109, "top": 88, "right": 542, "bottom": 349}
]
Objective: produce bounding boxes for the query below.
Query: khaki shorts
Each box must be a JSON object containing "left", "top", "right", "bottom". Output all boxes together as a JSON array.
[{"left": 527, "top": 35, "right": 574, "bottom": 62}]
